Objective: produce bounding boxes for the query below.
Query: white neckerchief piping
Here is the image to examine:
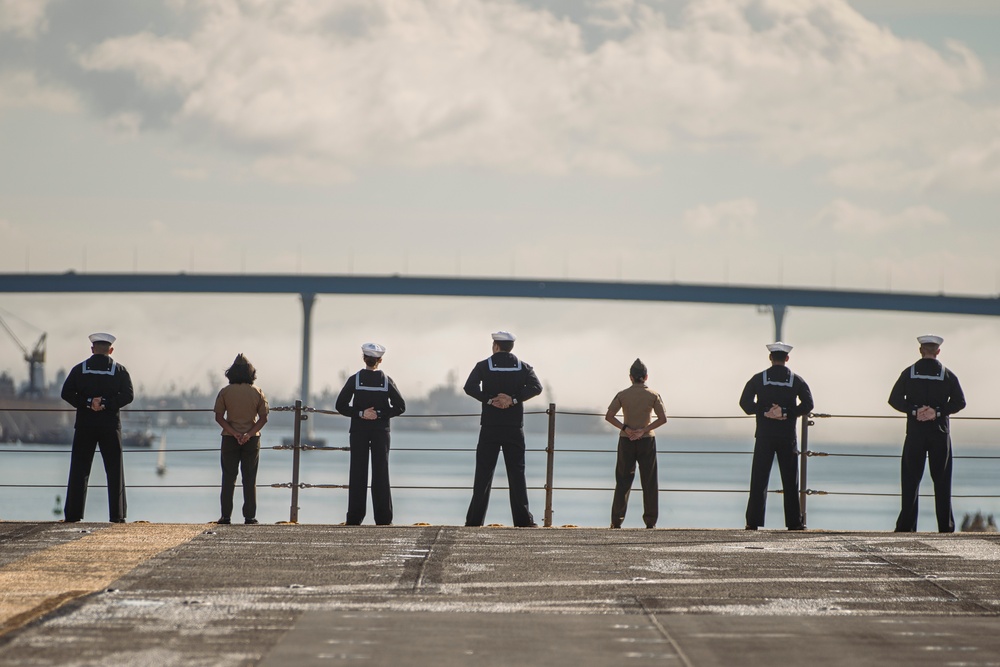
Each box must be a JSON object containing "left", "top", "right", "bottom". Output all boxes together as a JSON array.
[
  {"left": 762, "top": 368, "right": 794, "bottom": 387},
  {"left": 82, "top": 360, "right": 117, "bottom": 376},
  {"left": 355, "top": 370, "right": 389, "bottom": 392}
]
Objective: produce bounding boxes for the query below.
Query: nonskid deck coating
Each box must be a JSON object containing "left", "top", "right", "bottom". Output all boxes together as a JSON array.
[{"left": 0, "top": 523, "right": 998, "bottom": 665}]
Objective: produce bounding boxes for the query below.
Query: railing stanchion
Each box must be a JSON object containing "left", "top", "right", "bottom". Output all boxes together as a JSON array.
[
  {"left": 800, "top": 413, "right": 812, "bottom": 527},
  {"left": 289, "top": 400, "right": 304, "bottom": 523},
  {"left": 544, "top": 403, "right": 556, "bottom": 527}
]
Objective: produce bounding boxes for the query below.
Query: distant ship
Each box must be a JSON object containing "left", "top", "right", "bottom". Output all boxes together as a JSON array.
[
  {"left": 122, "top": 425, "right": 157, "bottom": 448},
  {"left": 0, "top": 314, "right": 156, "bottom": 447},
  {"left": 0, "top": 373, "right": 156, "bottom": 447},
  {"left": 0, "top": 391, "right": 74, "bottom": 444}
]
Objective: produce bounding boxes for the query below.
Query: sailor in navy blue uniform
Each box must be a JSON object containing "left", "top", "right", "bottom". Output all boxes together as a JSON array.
[
  {"left": 336, "top": 342, "right": 406, "bottom": 525},
  {"left": 889, "top": 334, "right": 966, "bottom": 533},
  {"left": 739, "top": 342, "right": 813, "bottom": 530},
  {"left": 463, "top": 331, "right": 543, "bottom": 527},
  {"left": 60, "top": 332, "right": 134, "bottom": 522}
]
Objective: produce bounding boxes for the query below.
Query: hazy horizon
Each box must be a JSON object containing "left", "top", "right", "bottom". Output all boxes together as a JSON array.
[{"left": 2, "top": 0, "right": 999, "bottom": 437}]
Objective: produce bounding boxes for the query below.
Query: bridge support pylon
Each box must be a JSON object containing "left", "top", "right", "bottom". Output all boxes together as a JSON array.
[
  {"left": 300, "top": 292, "right": 315, "bottom": 410},
  {"left": 771, "top": 304, "right": 787, "bottom": 342}
]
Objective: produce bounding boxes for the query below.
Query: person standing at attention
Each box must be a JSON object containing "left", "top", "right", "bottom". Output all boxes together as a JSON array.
[
  {"left": 61, "top": 332, "right": 134, "bottom": 523},
  {"left": 336, "top": 343, "right": 406, "bottom": 526},
  {"left": 464, "top": 331, "right": 543, "bottom": 527},
  {"left": 604, "top": 358, "right": 667, "bottom": 529},
  {"left": 214, "top": 354, "right": 269, "bottom": 525},
  {"left": 889, "top": 334, "right": 966, "bottom": 533},
  {"left": 739, "top": 342, "right": 813, "bottom": 531}
]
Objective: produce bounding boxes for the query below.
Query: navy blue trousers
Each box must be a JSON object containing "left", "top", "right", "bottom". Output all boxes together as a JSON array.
[
  {"left": 465, "top": 426, "right": 534, "bottom": 527},
  {"left": 895, "top": 431, "right": 954, "bottom": 533},
  {"left": 347, "top": 430, "right": 393, "bottom": 525},
  {"left": 745, "top": 436, "right": 802, "bottom": 529},
  {"left": 65, "top": 422, "right": 126, "bottom": 522}
]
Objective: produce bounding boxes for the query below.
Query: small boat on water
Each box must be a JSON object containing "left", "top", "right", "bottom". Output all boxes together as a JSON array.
[
  {"left": 156, "top": 434, "right": 168, "bottom": 476},
  {"left": 122, "top": 428, "right": 157, "bottom": 448}
]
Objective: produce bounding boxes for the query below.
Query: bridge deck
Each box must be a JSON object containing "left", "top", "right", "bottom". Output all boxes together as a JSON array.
[{"left": 2, "top": 273, "right": 999, "bottom": 314}]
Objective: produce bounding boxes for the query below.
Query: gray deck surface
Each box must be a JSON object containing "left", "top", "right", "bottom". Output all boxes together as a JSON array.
[{"left": 1, "top": 523, "right": 998, "bottom": 666}]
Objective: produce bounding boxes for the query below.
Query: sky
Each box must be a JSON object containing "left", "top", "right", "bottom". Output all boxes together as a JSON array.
[{"left": 1, "top": 0, "right": 999, "bottom": 442}]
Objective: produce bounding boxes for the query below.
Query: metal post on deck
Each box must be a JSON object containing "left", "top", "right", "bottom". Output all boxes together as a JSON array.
[
  {"left": 799, "top": 412, "right": 813, "bottom": 527},
  {"left": 544, "top": 403, "right": 556, "bottom": 528},
  {"left": 289, "top": 400, "right": 304, "bottom": 524}
]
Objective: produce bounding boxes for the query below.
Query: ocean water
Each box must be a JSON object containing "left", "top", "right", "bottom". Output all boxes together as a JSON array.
[{"left": 1, "top": 420, "right": 997, "bottom": 530}]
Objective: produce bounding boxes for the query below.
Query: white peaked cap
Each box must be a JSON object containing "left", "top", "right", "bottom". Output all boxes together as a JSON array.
[
  {"left": 766, "top": 341, "right": 793, "bottom": 353},
  {"left": 361, "top": 342, "right": 386, "bottom": 358},
  {"left": 491, "top": 331, "right": 516, "bottom": 342},
  {"left": 88, "top": 332, "right": 116, "bottom": 344},
  {"left": 917, "top": 334, "right": 943, "bottom": 346}
]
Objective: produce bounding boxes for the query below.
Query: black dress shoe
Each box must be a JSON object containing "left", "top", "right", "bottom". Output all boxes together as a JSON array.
[
  {"left": 516, "top": 523, "right": 539, "bottom": 528},
  {"left": 216, "top": 518, "right": 231, "bottom": 525},
  {"left": 110, "top": 519, "right": 126, "bottom": 523},
  {"left": 244, "top": 518, "right": 259, "bottom": 525},
  {"left": 745, "top": 525, "right": 758, "bottom": 530},
  {"left": 788, "top": 525, "right": 806, "bottom": 531}
]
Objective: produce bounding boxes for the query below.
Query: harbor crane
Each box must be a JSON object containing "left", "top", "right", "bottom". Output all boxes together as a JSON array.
[{"left": 0, "top": 314, "right": 46, "bottom": 396}]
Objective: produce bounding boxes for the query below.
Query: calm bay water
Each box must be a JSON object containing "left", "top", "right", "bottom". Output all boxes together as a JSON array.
[{"left": 1, "top": 422, "right": 997, "bottom": 530}]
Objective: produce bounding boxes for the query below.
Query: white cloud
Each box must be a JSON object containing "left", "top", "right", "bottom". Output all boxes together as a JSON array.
[
  {"left": 813, "top": 199, "right": 949, "bottom": 234},
  {"left": 78, "top": 32, "right": 206, "bottom": 94},
  {"left": 585, "top": 0, "right": 640, "bottom": 30},
  {"left": 0, "top": 70, "right": 78, "bottom": 113},
  {"left": 0, "top": 0, "right": 50, "bottom": 38},
  {"left": 246, "top": 155, "right": 355, "bottom": 185},
  {"left": 106, "top": 111, "right": 143, "bottom": 138},
  {"left": 923, "top": 138, "right": 1000, "bottom": 193},
  {"left": 682, "top": 198, "right": 759, "bottom": 234},
  {"left": 70, "top": 0, "right": 999, "bottom": 189}
]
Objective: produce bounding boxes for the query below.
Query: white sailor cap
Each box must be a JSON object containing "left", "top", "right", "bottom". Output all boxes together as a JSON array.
[
  {"left": 361, "top": 342, "right": 386, "bottom": 358},
  {"left": 766, "top": 341, "right": 793, "bottom": 354},
  {"left": 917, "top": 334, "right": 943, "bottom": 346},
  {"left": 491, "top": 331, "right": 516, "bottom": 342},
  {"left": 88, "top": 332, "right": 116, "bottom": 345}
]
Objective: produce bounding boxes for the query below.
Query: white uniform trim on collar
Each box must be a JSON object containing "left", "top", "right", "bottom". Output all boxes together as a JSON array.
[
  {"left": 487, "top": 358, "right": 522, "bottom": 372},
  {"left": 82, "top": 360, "right": 117, "bottom": 376},
  {"left": 762, "top": 369, "right": 794, "bottom": 387},
  {"left": 354, "top": 370, "right": 389, "bottom": 392},
  {"left": 910, "top": 363, "right": 946, "bottom": 381}
]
